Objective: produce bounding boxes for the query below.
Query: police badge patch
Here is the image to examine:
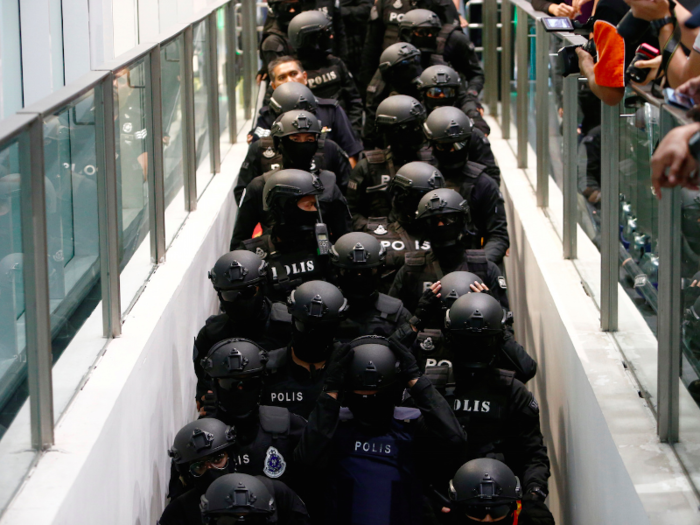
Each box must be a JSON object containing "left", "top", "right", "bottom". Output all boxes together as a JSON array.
[
  {"left": 420, "top": 337, "right": 435, "bottom": 351},
  {"left": 263, "top": 446, "right": 286, "bottom": 478},
  {"left": 263, "top": 147, "right": 275, "bottom": 158},
  {"left": 255, "top": 247, "right": 268, "bottom": 259},
  {"left": 393, "top": 0, "right": 402, "bottom": 8},
  {"left": 498, "top": 276, "right": 507, "bottom": 289},
  {"left": 374, "top": 224, "right": 388, "bottom": 235},
  {"left": 529, "top": 396, "right": 539, "bottom": 413}
]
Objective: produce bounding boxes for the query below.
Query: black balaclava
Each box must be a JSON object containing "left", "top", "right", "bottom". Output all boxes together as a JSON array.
[
  {"left": 273, "top": 197, "right": 319, "bottom": 242},
  {"left": 385, "top": 60, "right": 423, "bottom": 98},
  {"left": 432, "top": 141, "right": 470, "bottom": 172},
  {"left": 457, "top": 507, "right": 516, "bottom": 525},
  {"left": 191, "top": 461, "right": 231, "bottom": 492},
  {"left": 345, "top": 390, "right": 399, "bottom": 433},
  {"left": 279, "top": 136, "right": 319, "bottom": 170},
  {"left": 337, "top": 268, "right": 382, "bottom": 302},
  {"left": 291, "top": 320, "right": 336, "bottom": 363},
  {"left": 447, "top": 333, "right": 500, "bottom": 379},
  {"left": 219, "top": 287, "right": 265, "bottom": 322},
  {"left": 422, "top": 212, "right": 465, "bottom": 249},
  {"left": 215, "top": 377, "right": 263, "bottom": 420},
  {"left": 272, "top": 0, "right": 302, "bottom": 27},
  {"left": 385, "top": 122, "right": 426, "bottom": 163}
]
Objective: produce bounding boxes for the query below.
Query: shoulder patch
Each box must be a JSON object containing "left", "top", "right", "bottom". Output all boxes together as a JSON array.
[
  {"left": 528, "top": 394, "right": 539, "bottom": 413},
  {"left": 405, "top": 252, "right": 426, "bottom": 267},
  {"left": 498, "top": 276, "right": 507, "bottom": 289},
  {"left": 365, "top": 149, "right": 387, "bottom": 164}
]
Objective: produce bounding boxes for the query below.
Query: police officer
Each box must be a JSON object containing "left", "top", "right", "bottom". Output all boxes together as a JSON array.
[
  {"left": 288, "top": 11, "right": 363, "bottom": 136},
  {"left": 398, "top": 9, "right": 489, "bottom": 135},
  {"left": 339, "top": 0, "right": 373, "bottom": 79},
  {"left": 389, "top": 188, "right": 508, "bottom": 313},
  {"left": 237, "top": 170, "right": 349, "bottom": 300},
  {"left": 439, "top": 294, "right": 552, "bottom": 524},
  {"left": 201, "top": 473, "right": 311, "bottom": 525},
  {"left": 263, "top": 280, "right": 349, "bottom": 418},
  {"left": 193, "top": 250, "right": 292, "bottom": 403},
  {"left": 259, "top": 0, "right": 296, "bottom": 76},
  {"left": 159, "top": 418, "right": 237, "bottom": 525},
  {"left": 232, "top": 113, "right": 352, "bottom": 249},
  {"left": 437, "top": 458, "right": 523, "bottom": 525},
  {"left": 294, "top": 336, "right": 467, "bottom": 525},
  {"left": 251, "top": 59, "right": 364, "bottom": 166},
  {"left": 357, "top": 0, "right": 460, "bottom": 88},
  {"left": 234, "top": 109, "right": 351, "bottom": 204},
  {"left": 330, "top": 232, "right": 414, "bottom": 342},
  {"left": 424, "top": 107, "right": 510, "bottom": 265}
]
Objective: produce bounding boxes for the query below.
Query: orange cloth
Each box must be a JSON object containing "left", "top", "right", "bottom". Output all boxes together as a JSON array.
[
  {"left": 253, "top": 223, "right": 263, "bottom": 238},
  {"left": 593, "top": 20, "right": 626, "bottom": 88}
]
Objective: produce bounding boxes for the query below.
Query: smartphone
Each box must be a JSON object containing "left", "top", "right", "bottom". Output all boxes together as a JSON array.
[
  {"left": 542, "top": 17, "right": 575, "bottom": 32},
  {"left": 664, "top": 87, "right": 696, "bottom": 110}
]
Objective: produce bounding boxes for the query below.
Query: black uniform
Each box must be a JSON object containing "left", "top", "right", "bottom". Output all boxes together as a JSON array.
[
  {"left": 442, "top": 161, "right": 510, "bottom": 264},
  {"left": 336, "top": 292, "right": 412, "bottom": 342},
  {"left": 231, "top": 169, "right": 352, "bottom": 250},
  {"left": 193, "top": 300, "right": 293, "bottom": 399},
  {"left": 234, "top": 134, "right": 352, "bottom": 203},
  {"left": 252, "top": 99, "right": 364, "bottom": 159},
  {"left": 363, "top": 74, "right": 421, "bottom": 148},
  {"left": 260, "top": 20, "right": 295, "bottom": 75},
  {"left": 339, "top": 0, "right": 373, "bottom": 78},
  {"left": 293, "top": 376, "right": 467, "bottom": 525},
  {"left": 358, "top": 0, "right": 459, "bottom": 87}
]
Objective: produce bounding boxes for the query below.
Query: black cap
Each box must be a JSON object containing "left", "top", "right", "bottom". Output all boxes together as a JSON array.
[
  {"left": 288, "top": 10, "right": 333, "bottom": 50},
  {"left": 423, "top": 106, "right": 473, "bottom": 143},
  {"left": 449, "top": 458, "right": 521, "bottom": 506},
  {"left": 378, "top": 42, "right": 421, "bottom": 71},
  {"left": 270, "top": 110, "right": 322, "bottom": 138},
  {"left": 415, "top": 188, "right": 469, "bottom": 221}
]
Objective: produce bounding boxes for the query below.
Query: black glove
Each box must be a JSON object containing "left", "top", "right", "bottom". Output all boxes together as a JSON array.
[
  {"left": 467, "top": 109, "right": 491, "bottom": 136},
  {"left": 200, "top": 390, "right": 219, "bottom": 418},
  {"left": 412, "top": 287, "right": 443, "bottom": 330},
  {"left": 519, "top": 499, "right": 555, "bottom": 525},
  {"left": 388, "top": 336, "right": 421, "bottom": 383},
  {"left": 323, "top": 343, "right": 354, "bottom": 393}
]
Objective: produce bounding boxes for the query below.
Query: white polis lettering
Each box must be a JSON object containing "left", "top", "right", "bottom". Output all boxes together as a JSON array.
[
  {"left": 236, "top": 454, "right": 251, "bottom": 465},
  {"left": 283, "top": 260, "right": 315, "bottom": 275},
  {"left": 414, "top": 240, "right": 431, "bottom": 250},
  {"left": 422, "top": 281, "right": 433, "bottom": 292},
  {"left": 379, "top": 240, "right": 406, "bottom": 251},
  {"left": 308, "top": 70, "right": 338, "bottom": 88},
  {"left": 271, "top": 392, "right": 303, "bottom": 402},
  {"left": 426, "top": 358, "right": 452, "bottom": 368},
  {"left": 453, "top": 399, "right": 491, "bottom": 412},
  {"left": 354, "top": 441, "right": 392, "bottom": 454},
  {"left": 388, "top": 12, "right": 405, "bottom": 22},
  {"left": 381, "top": 174, "right": 391, "bottom": 185}
]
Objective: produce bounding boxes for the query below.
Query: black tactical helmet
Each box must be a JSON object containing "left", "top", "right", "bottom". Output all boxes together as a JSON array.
[
  {"left": 270, "top": 110, "right": 322, "bottom": 139},
  {"left": 439, "top": 271, "right": 484, "bottom": 308},
  {"left": 378, "top": 42, "right": 421, "bottom": 71},
  {"left": 262, "top": 169, "right": 324, "bottom": 212},
  {"left": 288, "top": 280, "right": 349, "bottom": 324},
  {"left": 208, "top": 251, "right": 268, "bottom": 296},
  {"left": 445, "top": 293, "right": 503, "bottom": 335},
  {"left": 389, "top": 161, "right": 445, "bottom": 196},
  {"left": 200, "top": 338, "right": 268, "bottom": 380},
  {"left": 288, "top": 11, "right": 333, "bottom": 52},
  {"left": 399, "top": 9, "right": 442, "bottom": 53},
  {"left": 415, "top": 188, "right": 468, "bottom": 221},
  {"left": 169, "top": 418, "right": 237, "bottom": 466},
  {"left": 375, "top": 95, "right": 427, "bottom": 128},
  {"left": 267, "top": 0, "right": 308, "bottom": 26},
  {"left": 449, "top": 458, "right": 521, "bottom": 522},
  {"left": 346, "top": 336, "right": 401, "bottom": 391},
  {"left": 330, "top": 232, "right": 387, "bottom": 269},
  {"left": 269, "top": 82, "right": 318, "bottom": 115},
  {"left": 419, "top": 65, "right": 461, "bottom": 111},
  {"left": 201, "top": 474, "right": 275, "bottom": 524},
  {"left": 415, "top": 188, "right": 470, "bottom": 248},
  {"left": 423, "top": 105, "right": 473, "bottom": 144}
]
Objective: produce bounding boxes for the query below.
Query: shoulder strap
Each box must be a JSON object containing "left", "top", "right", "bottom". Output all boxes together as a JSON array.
[
  {"left": 318, "top": 170, "right": 337, "bottom": 201},
  {"left": 463, "top": 249, "right": 488, "bottom": 282},
  {"left": 464, "top": 160, "right": 487, "bottom": 178},
  {"left": 364, "top": 148, "right": 387, "bottom": 164},
  {"left": 374, "top": 293, "right": 404, "bottom": 320},
  {"left": 242, "top": 235, "right": 273, "bottom": 258},
  {"left": 259, "top": 405, "right": 291, "bottom": 436},
  {"left": 264, "top": 347, "right": 288, "bottom": 374},
  {"left": 405, "top": 252, "right": 427, "bottom": 268},
  {"left": 260, "top": 136, "right": 274, "bottom": 148},
  {"left": 494, "top": 368, "right": 516, "bottom": 386},
  {"left": 436, "top": 23, "right": 457, "bottom": 55}
]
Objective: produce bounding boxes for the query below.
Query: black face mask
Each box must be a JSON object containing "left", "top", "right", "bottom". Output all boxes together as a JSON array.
[
  {"left": 447, "top": 332, "right": 499, "bottom": 372},
  {"left": 392, "top": 191, "right": 423, "bottom": 226},
  {"left": 279, "top": 136, "right": 319, "bottom": 170},
  {"left": 337, "top": 269, "right": 381, "bottom": 300},
  {"left": 410, "top": 35, "right": 437, "bottom": 54},
  {"left": 385, "top": 123, "right": 426, "bottom": 161},
  {"left": 219, "top": 288, "right": 265, "bottom": 321},
  {"left": 386, "top": 61, "right": 423, "bottom": 93},
  {"left": 215, "top": 377, "right": 263, "bottom": 419},
  {"left": 345, "top": 391, "right": 397, "bottom": 432},
  {"left": 273, "top": 1, "right": 300, "bottom": 26},
  {"left": 214, "top": 516, "right": 270, "bottom": 525},
  {"left": 423, "top": 214, "right": 464, "bottom": 248},
  {"left": 291, "top": 321, "right": 336, "bottom": 363},
  {"left": 433, "top": 144, "right": 470, "bottom": 171},
  {"left": 192, "top": 465, "right": 229, "bottom": 492}
]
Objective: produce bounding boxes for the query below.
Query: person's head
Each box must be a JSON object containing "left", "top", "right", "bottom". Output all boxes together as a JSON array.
[
  {"left": 398, "top": 9, "right": 442, "bottom": 54},
  {"left": 444, "top": 293, "right": 504, "bottom": 375},
  {"left": 200, "top": 339, "right": 268, "bottom": 419},
  {"left": 288, "top": 10, "right": 333, "bottom": 59},
  {"left": 208, "top": 251, "right": 268, "bottom": 320},
  {"left": 330, "top": 232, "right": 387, "bottom": 300},
  {"left": 419, "top": 65, "right": 462, "bottom": 112},
  {"left": 200, "top": 473, "right": 276, "bottom": 525},
  {"left": 267, "top": 0, "right": 309, "bottom": 28},
  {"left": 262, "top": 169, "right": 324, "bottom": 238},
  {"left": 439, "top": 271, "right": 484, "bottom": 309},
  {"left": 287, "top": 280, "right": 348, "bottom": 363},
  {"left": 448, "top": 458, "right": 522, "bottom": 524},
  {"left": 344, "top": 336, "right": 402, "bottom": 430},
  {"left": 270, "top": 110, "right": 321, "bottom": 170},
  {"left": 268, "top": 57, "right": 308, "bottom": 90},
  {"left": 375, "top": 95, "right": 427, "bottom": 159},
  {"left": 423, "top": 106, "right": 474, "bottom": 171},
  {"left": 378, "top": 43, "right": 423, "bottom": 93},
  {"left": 414, "top": 188, "right": 470, "bottom": 249},
  {"left": 169, "top": 418, "right": 237, "bottom": 491},
  {"left": 387, "top": 161, "right": 445, "bottom": 226}
]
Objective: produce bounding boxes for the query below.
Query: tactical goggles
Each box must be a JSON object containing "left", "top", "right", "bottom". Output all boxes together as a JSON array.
[
  {"left": 214, "top": 516, "right": 268, "bottom": 525},
  {"left": 412, "top": 27, "right": 437, "bottom": 38},
  {"left": 463, "top": 504, "right": 514, "bottom": 520},
  {"left": 434, "top": 140, "right": 468, "bottom": 152},
  {"left": 219, "top": 286, "right": 258, "bottom": 302},
  {"left": 425, "top": 86, "right": 457, "bottom": 99},
  {"left": 189, "top": 452, "right": 229, "bottom": 477},
  {"left": 425, "top": 214, "right": 461, "bottom": 226},
  {"left": 218, "top": 377, "right": 263, "bottom": 391}
]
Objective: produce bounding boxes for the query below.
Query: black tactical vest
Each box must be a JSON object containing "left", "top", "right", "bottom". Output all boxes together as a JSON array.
[
  {"left": 336, "top": 293, "right": 408, "bottom": 342},
  {"left": 305, "top": 59, "right": 345, "bottom": 102}
]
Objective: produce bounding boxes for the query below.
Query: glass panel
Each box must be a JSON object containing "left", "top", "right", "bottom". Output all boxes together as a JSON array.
[
  {"left": 193, "top": 20, "right": 213, "bottom": 198},
  {"left": 546, "top": 33, "right": 565, "bottom": 239},
  {"left": 114, "top": 58, "right": 155, "bottom": 315},
  {"left": 161, "top": 36, "right": 189, "bottom": 248},
  {"left": 507, "top": 7, "right": 518, "bottom": 155},
  {"left": 0, "top": 0, "right": 23, "bottom": 118},
  {"left": 42, "top": 91, "right": 107, "bottom": 420},
  {"left": 217, "top": 7, "right": 232, "bottom": 158},
  {"left": 524, "top": 15, "right": 537, "bottom": 188},
  {"left": 0, "top": 137, "right": 36, "bottom": 513},
  {"left": 234, "top": 1, "right": 247, "bottom": 134}
]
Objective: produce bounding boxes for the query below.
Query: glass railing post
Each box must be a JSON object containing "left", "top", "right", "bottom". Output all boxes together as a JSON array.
[
  {"left": 225, "top": 0, "right": 238, "bottom": 141},
  {"left": 242, "top": 0, "right": 255, "bottom": 119},
  {"left": 535, "top": 20, "right": 549, "bottom": 207},
  {"left": 19, "top": 116, "right": 55, "bottom": 449},
  {"left": 516, "top": 6, "right": 528, "bottom": 168},
  {"left": 500, "top": 0, "right": 512, "bottom": 139},
  {"left": 483, "top": 0, "right": 499, "bottom": 116},
  {"left": 183, "top": 25, "right": 198, "bottom": 212},
  {"left": 207, "top": 11, "right": 221, "bottom": 174},
  {"left": 95, "top": 73, "right": 123, "bottom": 337},
  {"left": 600, "top": 101, "right": 620, "bottom": 331},
  {"left": 562, "top": 73, "right": 577, "bottom": 259}
]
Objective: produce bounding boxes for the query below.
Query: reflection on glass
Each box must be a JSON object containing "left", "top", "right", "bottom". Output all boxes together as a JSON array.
[
  {"left": 193, "top": 20, "right": 213, "bottom": 198},
  {"left": 235, "top": 0, "right": 246, "bottom": 134},
  {"left": 161, "top": 37, "right": 189, "bottom": 248},
  {"left": 114, "top": 58, "right": 155, "bottom": 314},
  {"left": 0, "top": 138, "right": 36, "bottom": 514},
  {"left": 508, "top": 8, "right": 518, "bottom": 154},
  {"left": 548, "top": 34, "right": 564, "bottom": 192},
  {"left": 527, "top": 17, "right": 537, "bottom": 156},
  {"left": 217, "top": 7, "right": 232, "bottom": 158}
]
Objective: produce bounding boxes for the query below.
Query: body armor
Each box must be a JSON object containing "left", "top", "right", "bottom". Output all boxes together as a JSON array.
[{"left": 336, "top": 292, "right": 410, "bottom": 342}]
